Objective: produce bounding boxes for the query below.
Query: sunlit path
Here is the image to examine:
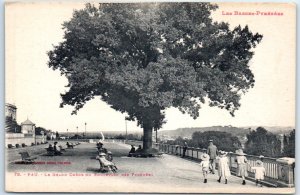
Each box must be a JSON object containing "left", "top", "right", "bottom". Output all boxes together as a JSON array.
[{"left": 6, "top": 141, "right": 285, "bottom": 193}]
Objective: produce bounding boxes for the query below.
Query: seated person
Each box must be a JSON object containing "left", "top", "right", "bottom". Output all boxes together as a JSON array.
[
  {"left": 54, "top": 142, "right": 62, "bottom": 155},
  {"left": 106, "top": 151, "right": 113, "bottom": 162},
  {"left": 96, "top": 153, "right": 117, "bottom": 172},
  {"left": 135, "top": 145, "right": 142, "bottom": 153},
  {"left": 98, "top": 147, "right": 107, "bottom": 154},
  {"left": 47, "top": 144, "right": 54, "bottom": 151},
  {"left": 96, "top": 142, "right": 103, "bottom": 148},
  {"left": 128, "top": 145, "right": 136, "bottom": 157},
  {"left": 66, "top": 142, "right": 73, "bottom": 148}
]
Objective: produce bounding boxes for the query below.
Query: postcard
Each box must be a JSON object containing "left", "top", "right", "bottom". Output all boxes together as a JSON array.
[{"left": 5, "top": 1, "right": 295, "bottom": 193}]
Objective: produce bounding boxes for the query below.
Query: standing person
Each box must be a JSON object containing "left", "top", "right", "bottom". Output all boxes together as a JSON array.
[
  {"left": 199, "top": 153, "right": 210, "bottom": 183},
  {"left": 182, "top": 142, "right": 188, "bottom": 158},
  {"left": 207, "top": 140, "right": 218, "bottom": 174},
  {"left": 251, "top": 160, "right": 266, "bottom": 187},
  {"left": 217, "top": 151, "right": 231, "bottom": 184},
  {"left": 235, "top": 149, "right": 248, "bottom": 185}
]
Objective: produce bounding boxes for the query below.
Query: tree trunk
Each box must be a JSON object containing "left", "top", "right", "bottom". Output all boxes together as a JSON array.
[{"left": 143, "top": 126, "right": 153, "bottom": 152}]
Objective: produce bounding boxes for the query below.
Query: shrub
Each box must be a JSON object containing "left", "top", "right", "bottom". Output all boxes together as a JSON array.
[
  {"left": 36, "top": 142, "right": 40, "bottom": 145},
  {"left": 31, "top": 143, "right": 35, "bottom": 146},
  {"left": 21, "top": 143, "right": 26, "bottom": 147},
  {"left": 15, "top": 144, "right": 20, "bottom": 148},
  {"left": 7, "top": 144, "right": 13, "bottom": 148}
]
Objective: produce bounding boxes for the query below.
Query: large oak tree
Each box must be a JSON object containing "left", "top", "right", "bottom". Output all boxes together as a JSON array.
[{"left": 48, "top": 3, "right": 262, "bottom": 153}]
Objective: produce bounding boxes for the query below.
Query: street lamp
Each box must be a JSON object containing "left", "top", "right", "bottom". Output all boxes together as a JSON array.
[
  {"left": 125, "top": 118, "right": 128, "bottom": 143},
  {"left": 85, "top": 122, "right": 87, "bottom": 141},
  {"left": 76, "top": 126, "right": 78, "bottom": 140}
]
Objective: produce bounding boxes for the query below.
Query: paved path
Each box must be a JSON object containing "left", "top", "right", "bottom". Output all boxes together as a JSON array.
[{"left": 6, "top": 141, "right": 286, "bottom": 193}]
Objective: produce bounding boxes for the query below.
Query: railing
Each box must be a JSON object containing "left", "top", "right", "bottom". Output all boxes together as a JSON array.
[{"left": 124, "top": 141, "right": 294, "bottom": 188}]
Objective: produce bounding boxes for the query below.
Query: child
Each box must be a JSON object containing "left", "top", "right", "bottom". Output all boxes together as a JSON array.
[
  {"left": 199, "top": 153, "right": 210, "bottom": 183},
  {"left": 251, "top": 160, "right": 266, "bottom": 187},
  {"left": 217, "top": 150, "right": 231, "bottom": 184},
  {"left": 235, "top": 149, "right": 248, "bottom": 185}
]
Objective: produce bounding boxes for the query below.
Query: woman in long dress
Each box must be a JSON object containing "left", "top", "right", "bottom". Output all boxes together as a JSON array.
[
  {"left": 235, "top": 149, "right": 248, "bottom": 185},
  {"left": 217, "top": 150, "right": 231, "bottom": 184}
]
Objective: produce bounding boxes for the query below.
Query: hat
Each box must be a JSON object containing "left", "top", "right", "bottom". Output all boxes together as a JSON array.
[
  {"left": 201, "top": 153, "right": 210, "bottom": 161},
  {"left": 219, "top": 150, "right": 228, "bottom": 156},
  {"left": 54, "top": 142, "right": 58, "bottom": 144},
  {"left": 107, "top": 151, "right": 112, "bottom": 154},
  {"left": 256, "top": 160, "right": 263, "bottom": 166},
  {"left": 209, "top": 140, "right": 213, "bottom": 142},
  {"left": 99, "top": 153, "right": 106, "bottom": 156},
  {"left": 235, "top": 149, "right": 246, "bottom": 156},
  {"left": 259, "top": 155, "right": 264, "bottom": 159}
]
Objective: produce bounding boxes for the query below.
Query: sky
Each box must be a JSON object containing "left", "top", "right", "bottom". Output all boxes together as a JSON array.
[{"left": 5, "top": 2, "right": 296, "bottom": 133}]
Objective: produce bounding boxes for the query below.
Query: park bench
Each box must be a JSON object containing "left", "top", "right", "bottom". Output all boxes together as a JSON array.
[
  {"left": 19, "top": 152, "right": 37, "bottom": 163},
  {"left": 58, "top": 145, "right": 66, "bottom": 152},
  {"left": 96, "top": 157, "right": 117, "bottom": 173}
]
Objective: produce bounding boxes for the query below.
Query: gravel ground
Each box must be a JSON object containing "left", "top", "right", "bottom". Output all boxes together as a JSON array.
[{"left": 6, "top": 141, "right": 286, "bottom": 193}]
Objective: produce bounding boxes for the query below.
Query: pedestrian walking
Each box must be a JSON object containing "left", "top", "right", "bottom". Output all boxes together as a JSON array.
[
  {"left": 182, "top": 142, "right": 188, "bottom": 158},
  {"left": 251, "top": 160, "right": 266, "bottom": 187},
  {"left": 199, "top": 153, "right": 210, "bottom": 183},
  {"left": 235, "top": 149, "right": 248, "bottom": 185},
  {"left": 207, "top": 140, "right": 218, "bottom": 174},
  {"left": 217, "top": 150, "right": 231, "bottom": 184}
]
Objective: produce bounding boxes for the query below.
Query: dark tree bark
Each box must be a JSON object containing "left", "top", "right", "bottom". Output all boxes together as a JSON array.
[{"left": 143, "top": 126, "right": 153, "bottom": 152}]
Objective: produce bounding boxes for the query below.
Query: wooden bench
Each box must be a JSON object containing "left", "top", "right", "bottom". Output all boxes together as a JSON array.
[
  {"left": 19, "top": 152, "right": 37, "bottom": 163},
  {"left": 96, "top": 157, "right": 117, "bottom": 173}
]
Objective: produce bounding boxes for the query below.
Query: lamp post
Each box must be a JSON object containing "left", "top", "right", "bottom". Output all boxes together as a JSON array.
[
  {"left": 125, "top": 118, "right": 128, "bottom": 143},
  {"left": 76, "top": 126, "right": 78, "bottom": 140},
  {"left": 85, "top": 122, "right": 87, "bottom": 141}
]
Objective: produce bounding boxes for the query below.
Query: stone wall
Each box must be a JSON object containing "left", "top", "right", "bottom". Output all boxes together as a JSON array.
[{"left": 6, "top": 133, "right": 45, "bottom": 148}]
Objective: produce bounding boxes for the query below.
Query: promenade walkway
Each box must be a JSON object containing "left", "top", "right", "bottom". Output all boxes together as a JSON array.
[{"left": 6, "top": 141, "right": 290, "bottom": 193}]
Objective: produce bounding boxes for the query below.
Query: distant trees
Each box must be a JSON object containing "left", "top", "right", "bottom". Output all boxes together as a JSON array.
[
  {"left": 166, "top": 131, "right": 241, "bottom": 152},
  {"left": 35, "top": 127, "right": 47, "bottom": 135},
  {"left": 191, "top": 131, "right": 241, "bottom": 152},
  {"left": 283, "top": 129, "right": 295, "bottom": 158},
  {"left": 245, "top": 127, "right": 282, "bottom": 157}
]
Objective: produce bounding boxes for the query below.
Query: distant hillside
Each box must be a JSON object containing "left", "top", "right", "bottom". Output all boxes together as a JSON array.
[
  {"left": 244, "top": 126, "right": 295, "bottom": 135},
  {"left": 158, "top": 126, "right": 294, "bottom": 139}
]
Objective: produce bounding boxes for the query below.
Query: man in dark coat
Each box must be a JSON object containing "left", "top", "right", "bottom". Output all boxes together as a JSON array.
[{"left": 207, "top": 140, "right": 218, "bottom": 174}]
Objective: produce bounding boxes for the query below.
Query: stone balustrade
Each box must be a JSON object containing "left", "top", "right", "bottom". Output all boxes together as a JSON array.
[{"left": 153, "top": 143, "right": 295, "bottom": 188}]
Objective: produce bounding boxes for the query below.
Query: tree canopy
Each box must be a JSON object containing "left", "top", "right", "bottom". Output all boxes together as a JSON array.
[
  {"left": 283, "top": 129, "right": 295, "bottom": 158},
  {"left": 245, "top": 127, "right": 282, "bottom": 157},
  {"left": 48, "top": 3, "right": 262, "bottom": 151}
]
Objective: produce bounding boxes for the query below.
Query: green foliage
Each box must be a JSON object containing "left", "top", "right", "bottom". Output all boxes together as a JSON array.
[
  {"left": 48, "top": 3, "right": 262, "bottom": 138},
  {"left": 245, "top": 127, "right": 282, "bottom": 157},
  {"left": 283, "top": 129, "right": 295, "bottom": 157}
]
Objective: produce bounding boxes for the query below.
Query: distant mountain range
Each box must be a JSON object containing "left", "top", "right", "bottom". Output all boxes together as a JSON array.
[{"left": 158, "top": 126, "right": 294, "bottom": 139}]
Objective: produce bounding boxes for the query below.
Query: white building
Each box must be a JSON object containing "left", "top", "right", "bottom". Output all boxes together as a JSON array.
[{"left": 21, "top": 118, "right": 35, "bottom": 135}]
